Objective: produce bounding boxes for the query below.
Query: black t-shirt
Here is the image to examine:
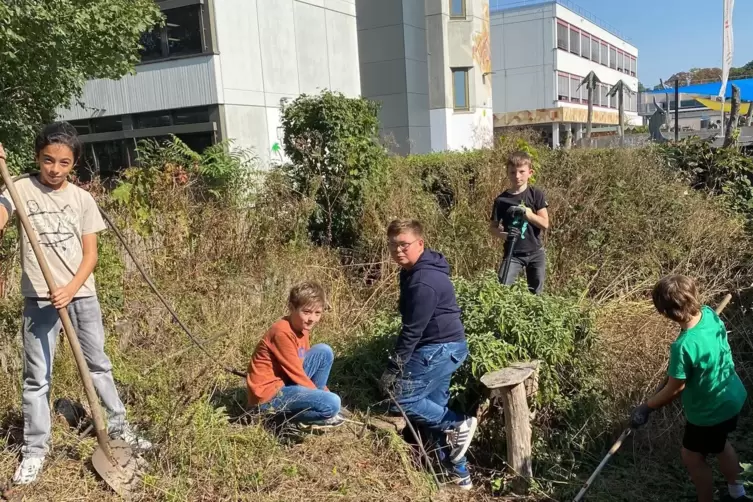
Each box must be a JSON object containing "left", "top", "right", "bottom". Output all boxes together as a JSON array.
[{"left": 490, "top": 186, "right": 549, "bottom": 255}]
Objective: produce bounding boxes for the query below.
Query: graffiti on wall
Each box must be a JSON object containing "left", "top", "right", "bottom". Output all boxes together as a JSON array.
[{"left": 473, "top": 4, "right": 491, "bottom": 92}]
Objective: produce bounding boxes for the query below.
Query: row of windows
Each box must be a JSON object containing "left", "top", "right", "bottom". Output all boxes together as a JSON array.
[
  {"left": 68, "top": 107, "right": 211, "bottom": 135},
  {"left": 556, "top": 20, "right": 636, "bottom": 77},
  {"left": 557, "top": 72, "right": 637, "bottom": 112}
]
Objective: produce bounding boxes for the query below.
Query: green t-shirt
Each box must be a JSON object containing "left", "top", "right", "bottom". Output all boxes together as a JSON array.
[{"left": 668, "top": 305, "right": 747, "bottom": 426}]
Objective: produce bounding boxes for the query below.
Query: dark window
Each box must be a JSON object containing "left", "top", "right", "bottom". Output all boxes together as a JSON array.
[
  {"left": 135, "top": 111, "right": 172, "bottom": 129},
  {"left": 139, "top": 5, "right": 204, "bottom": 62},
  {"left": 139, "top": 28, "right": 163, "bottom": 62},
  {"left": 569, "top": 28, "right": 580, "bottom": 55},
  {"left": 82, "top": 140, "right": 128, "bottom": 179},
  {"left": 175, "top": 132, "right": 213, "bottom": 153},
  {"left": 91, "top": 116, "right": 123, "bottom": 133},
  {"left": 617, "top": 51, "right": 624, "bottom": 73},
  {"left": 452, "top": 69, "right": 469, "bottom": 110},
  {"left": 557, "top": 23, "right": 568, "bottom": 50},
  {"left": 558, "top": 74, "right": 570, "bottom": 101},
  {"left": 600, "top": 43, "right": 608, "bottom": 67},
  {"left": 609, "top": 47, "right": 617, "bottom": 69},
  {"left": 165, "top": 6, "right": 203, "bottom": 57},
  {"left": 68, "top": 120, "right": 92, "bottom": 136},
  {"left": 173, "top": 107, "right": 210, "bottom": 125}
]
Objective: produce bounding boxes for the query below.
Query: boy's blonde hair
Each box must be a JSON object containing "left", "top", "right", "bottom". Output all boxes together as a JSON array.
[
  {"left": 288, "top": 282, "right": 327, "bottom": 310},
  {"left": 652, "top": 275, "right": 701, "bottom": 323},
  {"left": 507, "top": 150, "right": 532, "bottom": 170},
  {"left": 387, "top": 219, "right": 424, "bottom": 239}
]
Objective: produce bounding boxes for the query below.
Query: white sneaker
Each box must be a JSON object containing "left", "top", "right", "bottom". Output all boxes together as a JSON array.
[
  {"left": 13, "top": 457, "right": 44, "bottom": 485},
  {"left": 303, "top": 414, "right": 346, "bottom": 429},
  {"left": 112, "top": 423, "right": 153, "bottom": 451},
  {"left": 446, "top": 417, "right": 478, "bottom": 463}
]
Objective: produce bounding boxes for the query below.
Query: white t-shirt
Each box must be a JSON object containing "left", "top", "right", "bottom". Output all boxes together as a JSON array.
[{"left": 0, "top": 175, "right": 106, "bottom": 298}]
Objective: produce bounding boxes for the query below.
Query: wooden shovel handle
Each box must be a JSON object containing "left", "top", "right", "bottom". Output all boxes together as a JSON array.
[{"left": 0, "top": 159, "right": 114, "bottom": 462}]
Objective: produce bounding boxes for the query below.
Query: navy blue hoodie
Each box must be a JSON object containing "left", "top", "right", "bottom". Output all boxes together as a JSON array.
[{"left": 391, "top": 249, "right": 466, "bottom": 369}]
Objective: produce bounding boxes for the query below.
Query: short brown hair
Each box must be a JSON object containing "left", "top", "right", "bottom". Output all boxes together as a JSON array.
[
  {"left": 507, "top": 150, "right": 532, "bottom": 169},
  {"left": 387, "top": 219, "right": 424, "bottom": 239},
  {"left": 652, "top": 275, "right": 701, "bottom": 323},
  {"left": 288, "top": 282, "right": 327, "bottom": 310}
]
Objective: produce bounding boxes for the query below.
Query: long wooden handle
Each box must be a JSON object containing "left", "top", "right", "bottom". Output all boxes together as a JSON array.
[
  {"left": 0, "top": 160, "right": 114, "bottom": 462},
  {"left": 573, "top": 428, "right": 632, "bottom": 501}
]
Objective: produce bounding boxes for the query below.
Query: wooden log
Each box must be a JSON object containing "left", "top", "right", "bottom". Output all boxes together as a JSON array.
[
  {"left": 481, "top": 361, "right": 540, "bottom": 493},
  {"left": 724, "top": 84, "right": 741, "bottom": 148}
]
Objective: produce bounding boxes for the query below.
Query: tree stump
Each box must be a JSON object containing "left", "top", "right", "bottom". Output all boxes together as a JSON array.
[{"left": 480, "top": 361, "right": 540, "bottom": 493}]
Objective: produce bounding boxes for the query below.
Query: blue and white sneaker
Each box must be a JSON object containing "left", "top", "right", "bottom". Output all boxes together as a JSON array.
[
  {"left": 448, "top": 461, "right": 472, "bottom": 490},
  {"left": 445, "top": 417, "right": 477, "bottom": 463}
]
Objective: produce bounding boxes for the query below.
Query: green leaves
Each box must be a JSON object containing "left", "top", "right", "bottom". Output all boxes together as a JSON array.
[
  {"left": 280, "top": 91, "right": 387, "bottom": 249},
  {"left": 0, "top": 0, "right": 162, "bottom": 156}
]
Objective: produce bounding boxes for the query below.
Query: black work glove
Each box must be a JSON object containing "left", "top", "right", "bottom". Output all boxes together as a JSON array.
[
  {"left": 506, "top": 205, "right": 527, "bottom": 218},
  {"left": 630, "top": 403, "right": 654, "bottom": 429},
  {"left": 507, "top": 226, "right": 522, "bottom": 240},
  {"left": 379, "top": 368, "right": 399, "bottom": 396}
]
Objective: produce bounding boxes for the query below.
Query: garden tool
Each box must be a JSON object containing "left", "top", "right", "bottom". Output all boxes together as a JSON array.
[
  {"left": 499, "top": 203, "right": 529, "bottom": 283},
  {"left": 572, "top": 293, "right": 733, "bottom": 502},
  {"left": 0, "top": 160, "right": 139, "bottom": 497}
]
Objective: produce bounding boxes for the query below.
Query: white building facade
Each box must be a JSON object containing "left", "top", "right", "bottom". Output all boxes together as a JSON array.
[
  {"left": 491, "top": 1, "right": 639, "bottom": 146},
  {"left": 58, "top": 0, "right": 360, "bottom": 173}
]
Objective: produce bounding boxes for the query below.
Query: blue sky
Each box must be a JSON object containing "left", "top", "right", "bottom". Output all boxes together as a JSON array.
[{"left": 490, "top": 0, "right": 753, "bottom": 87}]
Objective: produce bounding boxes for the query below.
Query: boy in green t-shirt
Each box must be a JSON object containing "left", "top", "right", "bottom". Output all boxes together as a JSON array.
[{"left": 631, "top": 275, "right": 749, "bottom": 502}]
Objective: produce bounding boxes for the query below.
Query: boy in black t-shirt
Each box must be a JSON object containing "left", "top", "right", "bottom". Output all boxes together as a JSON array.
[{"left": 489, "top": 151, "right": 549, "bottom": 294}]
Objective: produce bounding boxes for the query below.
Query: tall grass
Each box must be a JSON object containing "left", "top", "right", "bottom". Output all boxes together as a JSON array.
[{"left": 0, "top": 135, "right": 749, "bottom": 500}]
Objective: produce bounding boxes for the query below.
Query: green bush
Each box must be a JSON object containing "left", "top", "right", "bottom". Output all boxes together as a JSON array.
[{"left": 280, "top": 90, "right": 388, "bottom": 249}]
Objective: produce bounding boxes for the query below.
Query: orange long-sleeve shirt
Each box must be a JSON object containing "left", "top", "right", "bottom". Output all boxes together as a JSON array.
[{"left": 246, "top": 317, "right": 316, "bottom": 406}]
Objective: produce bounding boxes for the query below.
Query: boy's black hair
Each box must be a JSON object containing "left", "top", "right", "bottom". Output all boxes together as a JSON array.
[{"left": 34, "top": 122, "right": 82, "bottom": 163}]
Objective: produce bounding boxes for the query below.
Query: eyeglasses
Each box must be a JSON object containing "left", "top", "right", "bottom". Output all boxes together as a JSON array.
[{"left": 388, "top": 240, "right": 417, "bottom": 252}]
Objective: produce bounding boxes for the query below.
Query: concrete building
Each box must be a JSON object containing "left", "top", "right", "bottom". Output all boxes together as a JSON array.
[
  {"left": 356, "top": 0, "right": 493, "bottom": 155},
  {"left": 490, "top": 0, "right": 639, "bottom": 146},
  {"left": 58, "top": 0, "right": 360, "bottom": 174},
  {"left": 638, "top": 92, "right": 719, "bottom": 131}
]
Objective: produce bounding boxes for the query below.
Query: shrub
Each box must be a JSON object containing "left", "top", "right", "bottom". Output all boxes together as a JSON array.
[{"left": 280, "top": 90, "right": 388, "bottom": 249}]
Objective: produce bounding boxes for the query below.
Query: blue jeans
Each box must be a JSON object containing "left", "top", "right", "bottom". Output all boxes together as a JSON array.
[
  {"left": 259, "top": 344, "right": 341, "bottom": 422},
  {"left": 391, "top": 341, "right": 469, "bottom": 433}
]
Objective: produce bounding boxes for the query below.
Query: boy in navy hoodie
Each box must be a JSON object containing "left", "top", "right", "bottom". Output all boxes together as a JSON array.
[{"left": 379, "top": 219, "right": 477, "bottom": 490}]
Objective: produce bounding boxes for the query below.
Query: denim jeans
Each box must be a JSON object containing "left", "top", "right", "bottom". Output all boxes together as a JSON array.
[
  {"left": 260, "top": 343, "right": 341, "bottom": 422},
  {"left": 391, "top": 341, "right": 469, "bottom": 433},
  {"left": 22, "top": 296, "right": 126, "bottom": 458},
  {"left": 498, "top": 248, "right": 547, "bottom": 295}
]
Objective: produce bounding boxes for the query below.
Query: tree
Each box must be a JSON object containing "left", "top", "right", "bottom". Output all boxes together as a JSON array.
[
  {"left": 0, "top": 0, "right": 162, "bottom": 164},
  {"left": 280, "top": 91, "right": 387, "bottom": 249},
  {"left": 638, "top": 82, "right": 647, "bottom": 92}
]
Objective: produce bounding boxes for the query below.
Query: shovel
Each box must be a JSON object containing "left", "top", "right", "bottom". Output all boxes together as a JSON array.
[{"left": 0, "top": 159, "right": 138, "bottom": 496}]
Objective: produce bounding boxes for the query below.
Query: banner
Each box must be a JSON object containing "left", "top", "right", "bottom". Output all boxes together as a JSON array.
[{"left": 720, "top": 0, "right": 735, "bottom": 98}]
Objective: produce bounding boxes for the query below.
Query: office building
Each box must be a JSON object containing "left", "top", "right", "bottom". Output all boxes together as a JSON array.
[{"left": 490, "top": 0, "right": 639, "bottom": 146}]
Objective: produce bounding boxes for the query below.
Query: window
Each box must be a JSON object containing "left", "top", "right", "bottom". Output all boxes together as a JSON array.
[
  {"left": 581, "top": 33, "right": 590, "bottom": 59},
  {"left": 173, "top": 107, "right": 210, "bottom": 125},
  {"left": 610, "top": 89, "right": 617, "bottom": 109},
  {"left": 450, "top": 0, "right": 466, "bottom": 18},
  {"left": 609, "top": 47, "right": 617, "bottom": 69},
  {"left": 139, "top": 5, "right": 204, "bottom": 62},
  {"left": 630, "top": 57, "right": 636, "bottom": 77},
  {"left": 569, "top": 27, "right": 580, "bottom": 55},
  {"left": 591, "top": 37, "right": 600, "bottom": 63},
  {"left": 558, "top": 73, "right": 570, "bottom": 101},
  {"left": 452, "top": 69, "right": 469, "bottom": 110},
  {"left": 557, "top": 22, "right": 569, "bottom": 50},
  {"left": 68, "top": 120, "right": 92, "bottom": 136},
  {"left": 570, "top": 76, "right": 581, "bottom": 102},
  {"left": 600, "top": 84, "right": 609, "bottom": 108},
  {"left": 91, "top": 116, "right": 123, "bottom": 133},
  {"left": 601, "top": 42, "right": 608, "bottom": 67},
  {"left": 617, "top": 51, "right": 624, "bottom": 73},
  {"left": 135, "top": 111, "right": 172, "bottom": 129}
]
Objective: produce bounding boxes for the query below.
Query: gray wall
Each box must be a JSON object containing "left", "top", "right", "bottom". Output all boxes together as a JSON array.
[{"left": 356, "top": 0, "right": 430, "bottom": 154}]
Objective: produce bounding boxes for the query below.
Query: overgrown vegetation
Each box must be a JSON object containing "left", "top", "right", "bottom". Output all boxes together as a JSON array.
[{"left": 0, "top": 92, "right": 751, "bottom": 501}]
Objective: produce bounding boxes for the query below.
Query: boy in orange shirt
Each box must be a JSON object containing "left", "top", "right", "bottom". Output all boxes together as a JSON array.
[{"left": 247, "top": 282, "right": 343, "bottom": 427}]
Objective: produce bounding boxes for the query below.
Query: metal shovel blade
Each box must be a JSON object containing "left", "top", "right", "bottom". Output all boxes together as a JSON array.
[{"left": 91, "top": 439, "right": 141, "bottom": 497}]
